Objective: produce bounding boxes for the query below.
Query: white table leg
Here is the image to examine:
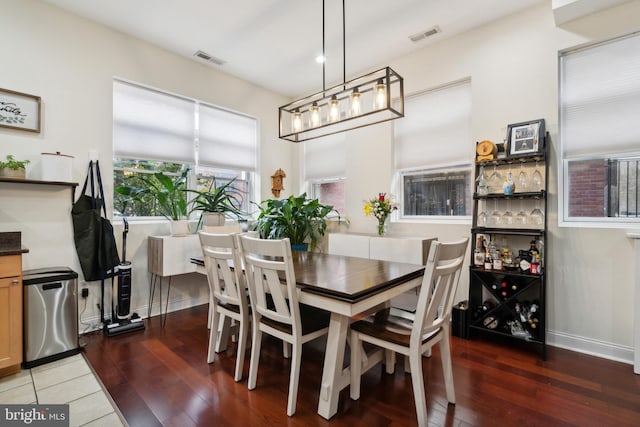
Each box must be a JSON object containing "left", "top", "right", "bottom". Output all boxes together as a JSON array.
[{"left": 317, "top": 313, "right": 349, "bottom": 419}]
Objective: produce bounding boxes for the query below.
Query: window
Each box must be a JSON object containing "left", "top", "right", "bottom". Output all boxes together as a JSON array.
[
  {"left": 566, "top": 156, "right": 639, "bottom": 218},
  {"left": 304, "top": 133, "right": 347, "bottom": 215},
  {"left": 394, "top": 80, "right": 472, "bottom": 219},
  {"left": 309, "top": 179, "right": 346, "bottom": 215},
  {"left": 402, "top": 168, "right": 472, "bottom": 216},
  {"left": 560, "top": 33, "right": 640, "bottom": 225},
  {"left": 112, "top": 80, "right": 257, "bottom": 218}
]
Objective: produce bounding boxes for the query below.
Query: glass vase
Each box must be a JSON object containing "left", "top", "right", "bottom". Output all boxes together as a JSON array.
[{"left": 377, "top": 218, "right": 387, "bottom": 236}]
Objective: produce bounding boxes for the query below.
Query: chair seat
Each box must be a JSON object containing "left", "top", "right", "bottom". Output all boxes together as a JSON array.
[
  {"left": 261, "top": 303, "right": 330, "bottom": 335},
  {"left": 218, "top": 300, "right": 251, "bottom": 315},
  {"left": 351, "top": 316, "right": 439, "bottom": 348},
  {"left": 218, "top": 291, "right": 251, "bottom": 314}
]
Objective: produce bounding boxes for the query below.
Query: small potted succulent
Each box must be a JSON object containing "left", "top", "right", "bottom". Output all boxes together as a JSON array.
[{"left": 0, "top": 155, "right": 30, "bottom": 179}]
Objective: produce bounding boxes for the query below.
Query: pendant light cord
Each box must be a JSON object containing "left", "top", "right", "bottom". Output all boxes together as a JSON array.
[
  {"left": 342, "top": 0, "right": 346, "bottom": 87},
  {"left": 322, "top": 0, "right": 326, "bottom": 93},
  {"left": 322, "top": 0, "right": 347, "bottom": 92}
]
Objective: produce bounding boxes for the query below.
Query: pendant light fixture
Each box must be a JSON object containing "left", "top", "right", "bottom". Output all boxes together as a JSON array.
[{"left": 279, "top": 0, "right": 404, "bottom": 143}]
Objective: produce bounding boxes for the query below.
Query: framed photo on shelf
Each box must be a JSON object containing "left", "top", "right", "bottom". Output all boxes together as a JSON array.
[
  {"left": 0, "top": 88, "right": 41, "bottom": 133},
  {"left": 506, "top": 119, "right": 545, "bottom": 158}
]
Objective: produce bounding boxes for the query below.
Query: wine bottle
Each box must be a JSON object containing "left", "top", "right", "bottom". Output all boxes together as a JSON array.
[{"left": 474, "top": 236, "right": 485, "bottom": 267}]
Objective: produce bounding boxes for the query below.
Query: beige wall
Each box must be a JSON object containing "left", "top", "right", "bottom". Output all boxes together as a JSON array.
[
  {"left": 330, "top": 1, "right": 640, "bottom": 363},
  {"left": 2, "top": 0, "right": 640, "bottom": 365},
  {"left": 0, "top": 0, "right": 291, "bottom": 328}
]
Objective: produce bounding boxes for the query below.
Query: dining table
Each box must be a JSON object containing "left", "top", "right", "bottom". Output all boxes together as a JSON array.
[{"left": 194, "top": 249, "right": 425, "bottom": 419}]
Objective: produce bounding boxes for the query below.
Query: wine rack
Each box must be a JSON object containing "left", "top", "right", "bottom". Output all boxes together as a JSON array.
[{"left": 467, "top": 132, "right": 549, "bottom": 359}]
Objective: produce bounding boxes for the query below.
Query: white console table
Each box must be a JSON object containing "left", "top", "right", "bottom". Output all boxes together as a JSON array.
[
  {"left": 627, "top": 231, "right": 640, "bottom": 374},
  {"left": 148, "top": 234, "right": 203, "bottom": 326},
  {"left": 328, "top": 233, "right": 435, "bottom": 265},
  {"left": 328, "top": 233, "right": 436, "bottom": 313}
]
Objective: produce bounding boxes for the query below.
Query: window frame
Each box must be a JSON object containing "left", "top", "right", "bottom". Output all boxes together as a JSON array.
[
  {"left": 112, "top": 79, "right": 258, "bottom": 221},
  {"left": 558, "top": 32, "right": 640, "bottom": 228},
  {"left": 560, "top": 153, "right": 640, "bottom": 228},
  {"left": 306, "top": 176, "right": 347, "bottom": 217},
  {"left": 396, "top": 162, "right": 473, "bottom": 225}
]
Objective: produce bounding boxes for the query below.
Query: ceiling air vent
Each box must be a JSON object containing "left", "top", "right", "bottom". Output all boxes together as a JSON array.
[
  {"left": 409, "top": 26, "right": 441, "bottom": 43},
  {"left": 194, "top": 50, "right": 226, "bottom": 66}
]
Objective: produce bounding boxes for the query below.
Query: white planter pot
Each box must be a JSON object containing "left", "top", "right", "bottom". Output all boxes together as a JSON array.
[
  {"left": 170, "top": 219, "right": 191, "bottom": 236},
  {"left": 202, "top": 212, "right": 225, "bottom": 227}
]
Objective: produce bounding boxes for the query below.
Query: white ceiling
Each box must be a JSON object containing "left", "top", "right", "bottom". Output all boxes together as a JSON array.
[{"left": 41, "top": 0, "right": 545, "bottom": 98}]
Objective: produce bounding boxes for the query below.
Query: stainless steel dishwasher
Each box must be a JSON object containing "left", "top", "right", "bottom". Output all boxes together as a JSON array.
[{"left": 22, "top": 267, "right": 81, "bottom": 368}]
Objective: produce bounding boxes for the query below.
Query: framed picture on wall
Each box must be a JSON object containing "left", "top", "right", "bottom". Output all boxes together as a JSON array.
[
  {"left": 506, "top": 119, "right": 545, "bottom": 158},
  {"left": 0, "top": 88, "right": 41, "bottom": 133}
]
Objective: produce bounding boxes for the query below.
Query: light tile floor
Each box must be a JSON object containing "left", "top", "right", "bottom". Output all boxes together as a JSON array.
[{"left": 0, "top": 353, "right": 126, "bottom": 427}]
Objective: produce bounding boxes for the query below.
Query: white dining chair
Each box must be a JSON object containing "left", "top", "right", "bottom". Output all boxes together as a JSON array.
[
  {"left": 200, "top": 224, "right": 242, "bottom": 329},
  {"left": 349, "top": 238, "right": 469, "bottom": 427},
  {"left": 199, "top": 230, "right": 249, "bottom": 382},
  {"left": 238, "top": 235, "right": 330, "bottom": 416}
]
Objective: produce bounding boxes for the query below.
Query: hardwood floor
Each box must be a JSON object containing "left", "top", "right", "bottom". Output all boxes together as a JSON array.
[{"left": 82, "top": 304, "right": 640, "bottom": 426}]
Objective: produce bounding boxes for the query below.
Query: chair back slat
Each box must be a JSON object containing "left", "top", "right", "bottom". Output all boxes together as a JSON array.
[
  {"left": 412, "top": 238, "right": 469, "bottom": 346},
  {"left": 239, "top": 235, "right": 301, "bottom": 332},
  {"left": 199, "top": 232, "right": 245, "bottom": 307}
]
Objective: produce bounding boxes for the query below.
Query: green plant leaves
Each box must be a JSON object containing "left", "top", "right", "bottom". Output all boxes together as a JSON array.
[{"left": 252, "top": 193, "right": 337, "bottom": 250}]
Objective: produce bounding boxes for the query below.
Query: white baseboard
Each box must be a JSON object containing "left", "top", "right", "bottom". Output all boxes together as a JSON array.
[
  {"left": 80, "top": 296, "right": 210, "bottom": 335},
  {"left": 547, "top": 329, "right": 634, "bottom": 367}
]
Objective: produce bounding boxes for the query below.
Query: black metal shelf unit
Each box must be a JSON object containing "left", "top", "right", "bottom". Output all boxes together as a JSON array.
[{"left": 467, "top": 133, "right": 549, "bottom": 359}]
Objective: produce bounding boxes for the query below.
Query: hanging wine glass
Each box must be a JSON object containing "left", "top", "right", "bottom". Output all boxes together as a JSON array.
[
  {"left": 532, "top": 161, "right": 543, "bottom": 191},
  {"left": 490, "top": 199, "right": 501, "bottom": 226},
  {"left": 502, "top": 199, "right": 514, "bottom": 226},
  {"left": 488, "top": 164, "right": 502, "bottom": 193},
  {"left": 476, "top": 165, "right": 489, "bottom": 195},
  {"left": 529, "top": 198, "right": 544, "bottom": 226},
  {"left": 477, "top": 199, "right": 488, "bottom": 227},
  {"left": 516, "top": 199, "right": 528, "bottom": 226},
  {"left": 518, "top": 161, "right": 528, "bottom": 192}
]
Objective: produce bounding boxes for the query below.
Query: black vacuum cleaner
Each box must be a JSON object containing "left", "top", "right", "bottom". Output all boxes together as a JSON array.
[{"left": 104, "top": 217, "right": 145, "bottom": 336}]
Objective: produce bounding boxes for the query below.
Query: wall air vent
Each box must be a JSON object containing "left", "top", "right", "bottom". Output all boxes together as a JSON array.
[
  {"left": 194, "top": 50, "right": 226, "bottom": 66},
  {"left": 409, "top": 26, "right": 441, "bottom": 43}
]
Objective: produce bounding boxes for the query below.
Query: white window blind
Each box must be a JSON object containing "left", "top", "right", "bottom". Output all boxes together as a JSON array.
[
  {"left": 113, "top": 80, "right": 196, "bottom": 163},
  {"left": 198, "top": 103, "right": 258, "bottom": 171},
  {"left": 560, "top": 33, "right": 640, "bottom": 158},
  {"left": 394, "top": 80, "right": 472, "bottom": 170},
  {"left": 304, "top": 133, "right": 347, "bottom": 180}
]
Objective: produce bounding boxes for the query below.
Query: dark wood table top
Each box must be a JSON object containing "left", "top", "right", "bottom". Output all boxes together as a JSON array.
[
  {"left": 192, "top": 251, "right": 425, "bottom": 303},
  {"left": 290, "top": 251, "right": 424, "bottom": 302}
]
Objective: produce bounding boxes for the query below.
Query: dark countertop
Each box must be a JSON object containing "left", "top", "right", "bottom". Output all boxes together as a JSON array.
[
  {"left": 0, "top": 246, "right": 29, "bottom": 256},
  {"left": 0, "top": 231, "right": 29, "bottom": 256}
]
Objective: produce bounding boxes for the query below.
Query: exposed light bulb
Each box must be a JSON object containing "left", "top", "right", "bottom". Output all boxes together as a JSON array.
[
  {"left": 310, "top": 102, "right": 320, "bottom": 127},
  {"left": 329, "top": 95, "right": 340, "bottom": 122},
  {"left": 374, "top": 79, "right": 386, "bottom": 110},
  {"left": 292, "top": 110, "right": 302, "bottom": 132},
  {"left": 351, "top": 88, "right": 361, "bottom": 116}
]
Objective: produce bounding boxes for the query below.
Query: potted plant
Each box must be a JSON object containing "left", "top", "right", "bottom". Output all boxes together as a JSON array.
[
  {"left": 115, "top": 168, "right": 190, "bottom": 235},
  {"left": 252, "top": 193, "right": 339, "bottom": 251},
  {"left": 187, "top": 178, "right": 246, "bottom": 229},
  {"left": 0, "top": 155, "right": 30, "bottom": 179}
]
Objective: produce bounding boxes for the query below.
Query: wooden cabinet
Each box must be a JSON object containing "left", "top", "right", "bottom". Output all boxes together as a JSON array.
[{"left": 0, "top": 254, "right": 23, "bottom": 375}]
